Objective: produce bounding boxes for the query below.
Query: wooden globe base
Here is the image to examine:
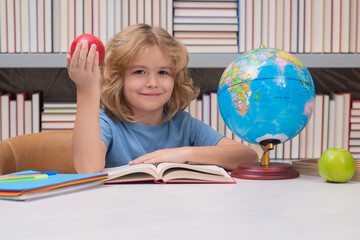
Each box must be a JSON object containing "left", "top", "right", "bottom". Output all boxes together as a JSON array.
[{"left": 231, "top": 162, "right": 300, "bottom": 180}]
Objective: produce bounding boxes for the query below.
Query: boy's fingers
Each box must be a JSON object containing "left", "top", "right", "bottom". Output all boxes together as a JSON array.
[
  {"left": 93, "top": 51, "right": 100, "bottom": 72},
  {"left": 78, "top": 41, "right": 89, "bottom": 69},
  {"left": 85, "top": 44, "right": 97, "bottom": 70},
  {"left": 70, "top": 43, "right": 81, "bottom": 68}
]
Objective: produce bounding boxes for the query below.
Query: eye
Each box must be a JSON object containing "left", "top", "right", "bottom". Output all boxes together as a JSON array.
[
  {"left": 159, "top": 70, "right": 169, "bottom": 75},
  {"left": 134, "top": 70, "right": 145, "bottom": 75}
]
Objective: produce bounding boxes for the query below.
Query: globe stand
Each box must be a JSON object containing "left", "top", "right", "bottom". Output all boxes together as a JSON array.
[{"left": 231, "top": 143, "right": 300, "bottom": 180}]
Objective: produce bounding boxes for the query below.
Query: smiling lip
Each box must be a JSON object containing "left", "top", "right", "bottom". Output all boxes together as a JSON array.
[{"left": 141, "top": 93, "right": 162, "bottom": 97}]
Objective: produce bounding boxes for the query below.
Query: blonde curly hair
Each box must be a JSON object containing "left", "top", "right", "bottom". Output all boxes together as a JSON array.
[{"left": 100, "top": 24, "right": 199, "bottom": 123}]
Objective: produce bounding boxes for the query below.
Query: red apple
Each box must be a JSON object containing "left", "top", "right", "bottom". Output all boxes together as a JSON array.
[{"left": 70, "top": 34, "right": 105, "bottom": 65}]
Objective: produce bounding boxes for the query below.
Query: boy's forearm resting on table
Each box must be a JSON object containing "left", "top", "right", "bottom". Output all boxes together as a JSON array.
[{"left": 184, "top": 143, "right": 259, "bottom": 171}]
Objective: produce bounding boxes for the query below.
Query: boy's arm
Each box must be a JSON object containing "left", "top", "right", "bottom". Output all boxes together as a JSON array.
[
  {"left": 67, "top": 42, "right": 106, "bottom": 173},
  {"left": 129, "top": 137, "right": 259, "bottom": 171}
]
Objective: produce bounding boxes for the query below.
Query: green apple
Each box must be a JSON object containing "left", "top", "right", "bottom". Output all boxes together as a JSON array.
[{"left": 318, "top": 148, "right": 355, "bottom": 183}]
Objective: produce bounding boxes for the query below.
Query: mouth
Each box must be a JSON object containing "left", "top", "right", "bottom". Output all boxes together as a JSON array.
[{"left": 140, "top": 93, "right": 162, "bottom": 97}]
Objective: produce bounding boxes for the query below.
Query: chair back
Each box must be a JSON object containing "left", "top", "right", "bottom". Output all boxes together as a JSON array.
[{"left": 0, "top": 131, "right": 76, "bottom": 175}]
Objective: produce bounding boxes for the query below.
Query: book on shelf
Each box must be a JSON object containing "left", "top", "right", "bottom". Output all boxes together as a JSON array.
[
  {"left": 196, "top": 98, "right": 202, "bottom": 122},
  {"left": 276, "top": 0, "right": 284, "bottom": 51},
  {"left": 16, "top": 92, "right": 29, "bottom": 136},
  {"left": 353, "top": 100, "right": 360, "bottom": 109},
  {"left": 174, "top": 31, "right": 238, "bottom": 38},
  {"left": 311, "top": 0, "right": 324, "bottom": 53},
  {"left": 185, "top": 45, "right": 238, "bottom": 53},
  {"left": 174, "top": 9, "right": 238, "bottom": 17},
  {"left": 1, "top": 93, "right": 14, "bottom": 140},
  {"left": 340, "top": 0, "right": 350, "bottom": 53},
  {"left": 349, "top": 146, "right": 360, "bottom": 153},
  {"left": 350, "top": 130, "right": 360, "bottom": 138},
  {"left": 176, "top": 37, "right": 238, "bottom": 45},
  {"left": 102, "top": 163, "right": 235, "bottom": 184},
  {"left": 14, "top": 0, "right": 21, "bottom": 52},
  {"left": 349, "top": 139, "right": 360, "bottom": 146},
  {"left": 0, "top": 170, "right": 108, "bottom": 201},
  {"left": 210, "top": 92, "right": 218, "bottom": 131},
  {"left": 332, "top": 0, "right": 341, "bottom": 53},
  {"left": 41, "top": 121, "right": 75, "bottom": 130},
  {"left": 0, "top": 1, "right": 6, "bottom": 52},
  {"left": 252, "top": 0, "right": 262, "bottom": 51},
  {"left": 322, "top": 94, "right": 330, "bottom": 151},
  {"left": 323, "top": 0, "right": 332, "bottom": 53},
  {"left": 173, "top": 23, "right": 238, "bottom": 32},
  {"left": 292, "top": 159, "right": 360, "bottom": 182},
  {"left": 202, "top": 93, "right": 210, "bottom": 126},
  {"left": 283, "top": 0, "right": 292, "bottom": 52},
  {"left": 351, "top": 109, "right": 360, "bottom": 116},
  {"left": 297, "top": 0, "right": 305, "bottom": 53},
  {"left": 31, "top": 91, "right": 43, "bottom": 134},
  {"left": 290, "top": 0, "right": 298, "bottom": 53},
  {"left": 313, "top": 94, "right": 324, "bottom": 158},
  {"left": 41, "top": 113, "right": 76, "bottom": 122},
  {"left": 1, "top": 0, "right": 360, "bottom": 54},
  {"left": 24, "top": 99, "right": 32, "bottom": 135},
  {"left": 9, "top": 100, "right": 17, "bottom": 138},
  {"left": 173, "top": 16, "right": 239, "bottom": 24},
  {"left": 173, "top": 1, "right": 238, "bottom": 9},
  {"left": 351, "top": 123, "right": 360, "bottom": 130},
  {"left": 351, "top": 116, "right": 360, "bottom": 122}
]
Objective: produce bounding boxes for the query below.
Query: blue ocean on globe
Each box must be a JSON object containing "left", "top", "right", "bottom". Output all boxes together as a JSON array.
[{"left": 217, "top": 47, "right": 315, "bottom": 145}]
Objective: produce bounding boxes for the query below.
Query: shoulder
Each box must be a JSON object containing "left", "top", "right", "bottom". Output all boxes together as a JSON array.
[
  {"left": 100, "top": 109, "right": 124, "bottom": 131},
  {"left": 171, "top": 111, "right": 192, "bottom": 121},
  {"left": 168, "top": 111, "right": 197, "bottom": 126}
]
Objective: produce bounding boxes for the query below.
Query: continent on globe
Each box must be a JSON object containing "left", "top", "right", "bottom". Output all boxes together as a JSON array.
[{"left": 217, "top": 47, "right": 315, "bottom": 145}]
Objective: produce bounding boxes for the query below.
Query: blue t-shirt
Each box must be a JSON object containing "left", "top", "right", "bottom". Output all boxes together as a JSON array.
[{"left": 100, "top": 109, "right": 224, "bottom": 168}]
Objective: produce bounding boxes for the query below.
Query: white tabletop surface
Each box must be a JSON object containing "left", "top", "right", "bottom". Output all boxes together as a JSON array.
[{"left": 1, "top": 175, "right": 359, "bottom": 240}]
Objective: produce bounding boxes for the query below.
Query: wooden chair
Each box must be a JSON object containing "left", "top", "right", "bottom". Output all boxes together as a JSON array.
[{"left": 0, "top": 131, "right": 76, "bottom": 175}]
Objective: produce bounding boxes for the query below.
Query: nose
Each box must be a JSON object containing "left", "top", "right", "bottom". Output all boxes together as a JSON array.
[{"left": 145, "top": 74, "right": 159, "bottom": 88}]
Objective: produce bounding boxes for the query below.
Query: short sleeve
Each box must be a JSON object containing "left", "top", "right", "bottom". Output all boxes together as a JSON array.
[
  {"left": 189, "top": 115, "right": 224, "bottom": 146},
  {"left": 100, "top": 110, "right": 113, "bottom": 148}
]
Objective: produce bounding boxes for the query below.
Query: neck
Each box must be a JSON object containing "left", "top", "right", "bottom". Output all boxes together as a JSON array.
[{"left": 134, "top": 111, "right": 164, "bottom": 126}]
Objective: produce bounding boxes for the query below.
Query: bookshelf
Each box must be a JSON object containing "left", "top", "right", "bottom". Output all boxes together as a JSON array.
[
  {"left": 1, "top": 53, "right": 360, "bottom": 68},
  {"left": 1, "top": 0, "right": 360, "bottom": 146}
]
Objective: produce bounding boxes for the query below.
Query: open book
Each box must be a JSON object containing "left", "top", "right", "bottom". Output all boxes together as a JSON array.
[{"left": 102, "top": 163, "right": 236, "bottom": 184}]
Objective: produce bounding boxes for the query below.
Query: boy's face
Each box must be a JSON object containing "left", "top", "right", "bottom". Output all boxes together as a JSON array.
[{"left": 123, "top": 45, "right": 174, "bottom": 124}]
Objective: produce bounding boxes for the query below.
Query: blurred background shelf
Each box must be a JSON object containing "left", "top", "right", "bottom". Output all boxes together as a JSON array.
[{"left": 1, "top": 53, "right": 360, "bottom": 68}]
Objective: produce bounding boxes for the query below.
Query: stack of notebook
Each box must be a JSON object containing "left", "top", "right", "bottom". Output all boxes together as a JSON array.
[{"left": 0, "top": 170, "right": 108, "bottom": 200}]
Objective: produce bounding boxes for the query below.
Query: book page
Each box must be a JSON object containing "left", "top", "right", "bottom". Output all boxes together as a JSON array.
[
  {"left": 156, "top": 163, "right": 229, "bottom": 178},
  {"left": 161, "top": 169, "right": 234, "bottom": 183},
  {"left": 103, "top": 164, "right": 158, "bottom": 181}
]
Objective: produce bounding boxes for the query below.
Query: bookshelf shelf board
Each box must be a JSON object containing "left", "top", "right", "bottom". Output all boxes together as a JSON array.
[{"left": 0, "top": 53, "right": 360, "bottom": 68}]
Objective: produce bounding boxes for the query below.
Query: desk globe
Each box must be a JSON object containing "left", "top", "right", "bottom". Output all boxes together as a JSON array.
[{"left": 218, "top": 47, "right": 315, "bottom": 179}]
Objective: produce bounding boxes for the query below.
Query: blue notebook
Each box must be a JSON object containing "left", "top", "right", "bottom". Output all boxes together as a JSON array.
[{"left": 0, "top": 170, "right": 108, "bottom": 201}]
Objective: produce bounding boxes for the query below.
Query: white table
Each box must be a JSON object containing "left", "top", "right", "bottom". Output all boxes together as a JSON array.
[{"left": 1, "top": 175, "right": 359, "bottom": 240}]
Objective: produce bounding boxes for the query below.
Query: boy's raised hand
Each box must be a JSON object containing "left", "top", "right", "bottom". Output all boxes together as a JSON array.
[{"left": 66, "top": 41, "right": 101, "bottom": 93}]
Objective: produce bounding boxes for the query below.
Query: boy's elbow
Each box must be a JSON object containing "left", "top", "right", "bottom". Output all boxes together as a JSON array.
[
  {"left": 74, "top": 158, "right": 105, "bottom": 174},
  {"left": 76, "top": 166, "right": 104, "bottom": 174},
  {"left": 247, "top": 148, "right": 259, "bottom": 163}
]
